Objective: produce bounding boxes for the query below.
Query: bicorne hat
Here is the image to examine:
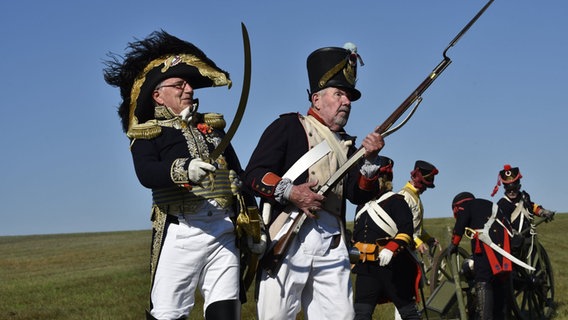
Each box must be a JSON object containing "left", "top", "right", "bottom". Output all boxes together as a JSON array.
[
  {"left": 306, "top": 43, "right": 363, "bottom": 101},
  {"left": 103, "top": 30, "right": 232, "bottom": 138}
]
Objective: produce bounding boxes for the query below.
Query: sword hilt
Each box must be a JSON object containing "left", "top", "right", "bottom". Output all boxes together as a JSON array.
[{"left": 464, "top": 227, "right": 477, "bottom": 239}]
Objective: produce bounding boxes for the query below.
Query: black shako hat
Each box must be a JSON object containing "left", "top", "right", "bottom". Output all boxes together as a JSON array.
[
  {"left": 379, "top": 156, "right": 394, "bottom": 169},
  {"left": 498, "top": 164, "right": 522, "bottom": 184},
  {"left": 378, "top": 156, "right": 394, "bottom": 180},
  {"left": 491, "top": 164, "right": 522, "bottom": 196},
  {"left": 306, "top": 43, "right": 363, "bottom": 102},
  {"left": 103, "top": 30, "right": 232, "bottom": 138},
  {"left": 452, "top": 192, "right": 475, "bottom": 207},
  {"left": 452, "top": 191, "right": 475, "bottom": 218},
  {"left": 412, "top": 160, "right": 439, "bottom": 188}
]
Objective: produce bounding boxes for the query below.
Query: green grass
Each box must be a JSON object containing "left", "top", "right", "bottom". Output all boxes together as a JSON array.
[{"left": 1, "top": 214, "right": 566, "bottom": 319}]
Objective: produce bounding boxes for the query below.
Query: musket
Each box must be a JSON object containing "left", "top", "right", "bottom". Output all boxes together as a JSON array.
[
  {"left": 262, "top": 0, "right": 495, "bottom": 277},
  {"left": 319, "top": 0, "right": 495, "bottom": 197},
  {"left": 261, "top": 210, "right": 304, "bottom": 276}
]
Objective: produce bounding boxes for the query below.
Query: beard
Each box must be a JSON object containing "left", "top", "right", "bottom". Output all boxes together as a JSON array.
[{"left": 334, "top": 109, "right": 350, "bottom": 128}]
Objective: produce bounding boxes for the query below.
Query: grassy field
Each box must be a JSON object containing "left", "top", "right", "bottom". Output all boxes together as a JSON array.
[{"left": 1, "top": 214, "right": 566, "bottom": 319}]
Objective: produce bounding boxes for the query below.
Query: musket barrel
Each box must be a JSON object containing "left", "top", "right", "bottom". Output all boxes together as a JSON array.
[{"left": 262, "top": 1, "right": 495, "bottom": 276}]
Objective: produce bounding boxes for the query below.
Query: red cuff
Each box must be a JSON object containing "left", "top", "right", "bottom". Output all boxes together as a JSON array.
[
  {"left": 384, "top": 240, "right": 400, "bottom": 252},
  {"left": 251, "top": 172, "right": 282, "bottom": 198},
  {"left": 451, "top": 234, "right": 462, "bottom": 246},
  {"left": 358, "top": 174, "right": 378, "bottom": 191}
]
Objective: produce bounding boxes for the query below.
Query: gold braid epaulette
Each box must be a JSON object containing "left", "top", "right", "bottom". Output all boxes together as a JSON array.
[
  {"left": 202, "top": 113, "right": 226, "bottom": 130},
  {"left": 126, "top": 113, "right": 226, "bottom": 140},
  {"left": 127, "top": 120, "right": 162, "bottom": 139}
]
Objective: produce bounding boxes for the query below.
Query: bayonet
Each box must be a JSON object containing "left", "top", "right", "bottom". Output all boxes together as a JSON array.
[{"left": 320, "top": 0, "right": 495, "bottom": 195}]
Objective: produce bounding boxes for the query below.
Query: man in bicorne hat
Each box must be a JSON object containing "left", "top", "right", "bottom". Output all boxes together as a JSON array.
[
  {"left": 244, "top": 43, "right": 385, "bottom": 320},
  {"left": 351, "top": 156, "right": 421, "bottom": 320},
  {"left": 103, "top": 30, "right": 256, "bottom": 320}
]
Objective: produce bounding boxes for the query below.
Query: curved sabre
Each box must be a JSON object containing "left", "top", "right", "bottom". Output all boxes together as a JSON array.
[{"left": 209, "top": 22, "right": 252, "bottom": 160}]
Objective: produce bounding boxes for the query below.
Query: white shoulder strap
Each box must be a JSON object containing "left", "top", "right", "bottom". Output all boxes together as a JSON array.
[
  {"left": 481, "top": 203, "right": 512, "bottom": 237},
  {"left": 510, "top": 199, "right": 532, "bottom": 232},
  {"left": 356, "top": 191, "right": 398, "bottom": 237},
  {"left": 510, "top": 199, "right": 523, "bottom": 223}
]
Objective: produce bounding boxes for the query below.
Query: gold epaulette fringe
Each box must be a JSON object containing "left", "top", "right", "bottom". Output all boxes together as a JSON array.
[
  {"left": 127, "top": 122, "right": 162, "bottom": 139},
  {"left": 203, "top": 113, "right": 226, "bottom": 130}
]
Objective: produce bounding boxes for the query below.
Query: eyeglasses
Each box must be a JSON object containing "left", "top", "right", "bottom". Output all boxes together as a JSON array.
[{"left": 155, "top": 80, "right": 188, "bottom": 90}]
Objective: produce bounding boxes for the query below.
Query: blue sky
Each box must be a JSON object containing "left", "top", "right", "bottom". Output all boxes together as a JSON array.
[{"left": 0, "top": 0, "right": 566, "bottom": 236}]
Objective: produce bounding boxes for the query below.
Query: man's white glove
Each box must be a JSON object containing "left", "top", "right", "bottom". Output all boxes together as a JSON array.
[
  {"left": 247, "top": 233, "right": 268, "bottom": 256},
  {"left": 378, "top": 248, "right": 394, "bottom": 266},
  {"left": 540, "top": 208, "right": 555, "bottom": 221},
  {"left": 187, "top": 158, "right": 216, "bottom": 184}
]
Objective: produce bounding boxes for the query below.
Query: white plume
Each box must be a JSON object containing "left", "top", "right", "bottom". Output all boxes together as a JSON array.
[{"left": 343, "top": 42, "right": 357, "bottom": 53}]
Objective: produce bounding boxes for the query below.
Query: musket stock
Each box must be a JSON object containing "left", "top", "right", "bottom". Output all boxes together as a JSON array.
[
  {"left": 262, "top": 0, "right": 494, "bottom": 276},
  {"left": 261, "top": 213, "right": 306, "bottom": 276}
]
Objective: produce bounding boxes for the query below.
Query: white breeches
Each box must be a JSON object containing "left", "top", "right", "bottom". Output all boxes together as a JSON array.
[
  {"left": 150, "top": 202, "right": 239, "bottom": 319},
  {"left": 257, "top": 214, "right": 354, "bottom": 320}
]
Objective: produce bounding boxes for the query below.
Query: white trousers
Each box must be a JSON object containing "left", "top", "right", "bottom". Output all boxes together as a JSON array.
[
  {"left": 150, "top": 203, "right": 239, "bottom": 319},
  {"left": 257, "top": 214, "right": 354, "bottom": 320}
]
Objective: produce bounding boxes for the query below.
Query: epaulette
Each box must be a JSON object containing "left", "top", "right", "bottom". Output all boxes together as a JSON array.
[
  {"left": 202, "top": 113, "right": 226, "bottom": 130},
  {"left": 127, "top": 112, "right": 226, "bottom": 140},
  {"left": 127, "top": 120, "right": 162, "bottom": 139}
]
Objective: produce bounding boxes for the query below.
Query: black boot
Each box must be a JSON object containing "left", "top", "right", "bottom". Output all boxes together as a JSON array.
[
  {"left": 354, "top": 303, "right": 375, "bottom": 320},
  {"left": 145, "top": 310, "right": 156, "bottom": 320},
  {"left": 475, "top": 281, "right": 494, "bottom": 320},
  {"left": 145, "top": 310, "right": 187, "bottom": 320},
  {"left": 205, "top": 299, "right": 241, "bottom": 320},
  {"left": 353, "top": 303, "right": 375, "bottom": 320},
  {"left": 397, "top": 303, "right": 421, "bottom": 320}
]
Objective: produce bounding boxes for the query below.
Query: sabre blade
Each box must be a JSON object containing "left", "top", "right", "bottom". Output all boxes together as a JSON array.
[
  {"left": 209, "top": 22, "right": 251, "bottom": 161},
  {"left": 477, "top": 233, "right": 535, "bottom": 271}
]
